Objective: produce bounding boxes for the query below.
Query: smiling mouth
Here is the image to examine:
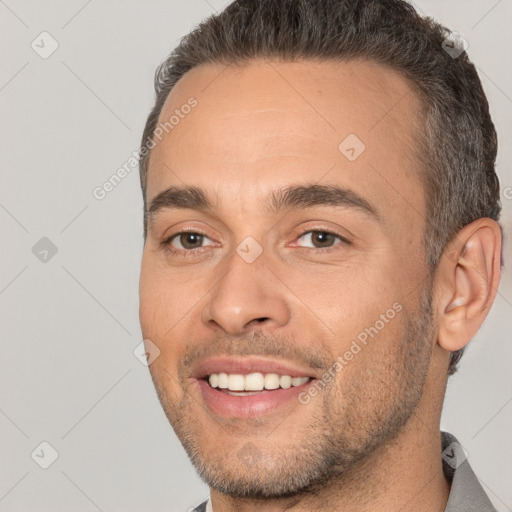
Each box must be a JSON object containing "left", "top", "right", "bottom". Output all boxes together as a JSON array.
[
  {"left": 194, "top": 364, "right": 317, "bottom": 418},
  {"left": 204, "top": 372, "right": 312, "bottom": 395}
]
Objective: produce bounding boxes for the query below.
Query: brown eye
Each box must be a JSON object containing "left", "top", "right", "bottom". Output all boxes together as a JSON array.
[
  {"left": 176, "top": 232, "right": 204, "bottom": 249},
  {"left": 164, "top": 231, "right": 213, "bottom": 252},
  {"left": 297, "top": 230, "right": 344, "bottom": 249},
  {"left": 310, "top": 231, "right": 336, "bottom": 248}
]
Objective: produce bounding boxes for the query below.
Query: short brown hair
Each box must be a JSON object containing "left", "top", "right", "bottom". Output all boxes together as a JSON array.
[{"left": 139, "top": 0, "right": 502, "bottom": 375}]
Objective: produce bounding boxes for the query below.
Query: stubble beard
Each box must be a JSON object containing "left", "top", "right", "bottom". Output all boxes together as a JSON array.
[{"left": 149, "top": 285, "right": 435, "bottom": 500}]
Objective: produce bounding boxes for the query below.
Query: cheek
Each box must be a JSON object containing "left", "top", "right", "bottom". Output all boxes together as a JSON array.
[
  {"left": 313, "top": 266, "right": 396, "bottom": 328},
  {"left": 139, "top": 262, "right": 202, "bottom": 370},
  {"left": 328, "top": 311, "right": 408, "bottom": 413},
  {"left": 139, "top": 271, "right": 167, "bottom": 338},
  {"left": 139, "top": 258, "right": 187, "bottom": 333},
  {"left": 139, "top": 274, "right": 187, "bottom": 404}
]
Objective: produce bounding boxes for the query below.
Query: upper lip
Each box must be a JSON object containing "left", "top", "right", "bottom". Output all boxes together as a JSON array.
[{"left": 191, "top": 356, "right": 320, "bottom": 380}]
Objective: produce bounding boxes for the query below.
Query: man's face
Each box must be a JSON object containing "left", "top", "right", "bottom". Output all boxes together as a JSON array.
[{"left": 139, "top": 59, "right": 435, "bottom": 497}]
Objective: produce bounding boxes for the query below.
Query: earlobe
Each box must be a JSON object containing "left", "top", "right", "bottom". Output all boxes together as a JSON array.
[{"left": 436, "top": 218, "right": 502, "bottom": 353}]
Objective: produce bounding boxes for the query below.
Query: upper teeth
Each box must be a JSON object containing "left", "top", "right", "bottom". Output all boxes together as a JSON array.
[{"left": 208, "top": 373, "right": 309, "bottom": 391}]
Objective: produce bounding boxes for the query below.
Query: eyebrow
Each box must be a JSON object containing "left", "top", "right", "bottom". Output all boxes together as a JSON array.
[{"left": 146, "top": 183, "right": 380, "bottom": 228}]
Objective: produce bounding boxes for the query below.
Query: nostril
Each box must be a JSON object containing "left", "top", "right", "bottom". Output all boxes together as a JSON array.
[{"left": 243, "top": 317, "right": 270, "bottom": 330}]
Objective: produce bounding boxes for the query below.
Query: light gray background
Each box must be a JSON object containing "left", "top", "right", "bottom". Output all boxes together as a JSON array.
[{"left": 1, "top": 1, "right": 511, "bottom": 511}]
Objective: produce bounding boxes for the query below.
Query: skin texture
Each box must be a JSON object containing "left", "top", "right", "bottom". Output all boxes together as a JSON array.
[{"left": 139, "top": 59, "right": 502, "bottom": 511}]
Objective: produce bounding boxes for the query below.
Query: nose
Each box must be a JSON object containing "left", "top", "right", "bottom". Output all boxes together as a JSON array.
[{"left": 201, "top": 252, "right": 291, "bottom": 335}]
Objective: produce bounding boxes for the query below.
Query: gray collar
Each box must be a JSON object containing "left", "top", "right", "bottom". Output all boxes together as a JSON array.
[{"left": 441, "top": 431, "right": 496, "bottom": 512}]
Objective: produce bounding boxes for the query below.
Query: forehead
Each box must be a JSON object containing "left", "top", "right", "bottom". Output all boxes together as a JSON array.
[{"left": 146, "top": 59, "right": 425, "bottom": 228}]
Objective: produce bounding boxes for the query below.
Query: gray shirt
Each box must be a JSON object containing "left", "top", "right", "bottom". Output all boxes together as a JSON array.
[{"left": 191, "top": 431, "right": 496, "bottom": 511}]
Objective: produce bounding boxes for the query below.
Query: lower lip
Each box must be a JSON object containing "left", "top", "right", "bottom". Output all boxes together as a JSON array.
[{"left": 195, "top": 379, "right": 314, "bottom": 419}]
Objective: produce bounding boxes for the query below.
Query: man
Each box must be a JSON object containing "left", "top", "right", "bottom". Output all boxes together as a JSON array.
[{"left": 138, "top": 0, "right": 503, "bottom": 510}]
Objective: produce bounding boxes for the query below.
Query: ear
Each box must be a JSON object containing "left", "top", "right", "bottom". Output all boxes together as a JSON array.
[{"left": 434, "top": 218, "right": 502, "bottom": 352}]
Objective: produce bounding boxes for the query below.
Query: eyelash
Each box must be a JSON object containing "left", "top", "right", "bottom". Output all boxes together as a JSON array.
[{"left": 161, "top": 228, "right": 350, "bottom": 257}]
